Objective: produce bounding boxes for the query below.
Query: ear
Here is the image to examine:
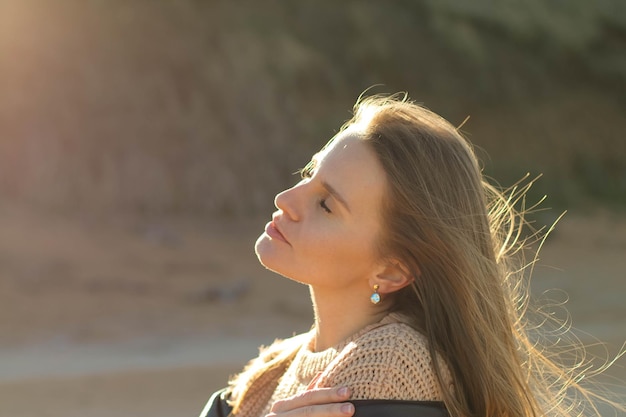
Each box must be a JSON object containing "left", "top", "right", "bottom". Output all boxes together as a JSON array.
[{"left": 371, "top": 259, "right": 414, "bottom": 295}]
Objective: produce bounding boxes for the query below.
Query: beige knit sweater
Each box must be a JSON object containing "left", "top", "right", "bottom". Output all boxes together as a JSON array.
[{"left": 227, "top": 313, "right": 452, "bottom": 417}]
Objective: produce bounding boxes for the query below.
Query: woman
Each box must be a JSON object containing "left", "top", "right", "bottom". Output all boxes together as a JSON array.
[{"left": 200, "top": 94, "right": 615, "bottom": 417}]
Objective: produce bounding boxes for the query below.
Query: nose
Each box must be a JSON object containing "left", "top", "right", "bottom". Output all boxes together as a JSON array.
[{"left": 274, "top": 186, "right": 300, "bottom": 221}]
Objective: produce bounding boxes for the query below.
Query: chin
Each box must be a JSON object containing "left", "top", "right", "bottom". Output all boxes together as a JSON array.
[
  {"left": 254, "top": 235, "right": 303, "bottom": 283},
  {"left": 254, "top": 234, "right": 280, "bottom": 270}
]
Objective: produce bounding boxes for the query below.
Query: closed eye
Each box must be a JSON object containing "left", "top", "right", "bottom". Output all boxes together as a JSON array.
[{"left": 319, "top": 199, "right": 332, "bottom": 214}]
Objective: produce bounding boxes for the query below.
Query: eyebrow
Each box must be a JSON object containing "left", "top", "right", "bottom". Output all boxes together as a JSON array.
[{"left": 321, "top": 180, "right": 351, "bottom": 213}]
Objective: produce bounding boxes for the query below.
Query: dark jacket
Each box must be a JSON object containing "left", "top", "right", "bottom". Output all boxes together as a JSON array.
[{"left": 199, "top": 388, "right": 450, "bottom": 417}]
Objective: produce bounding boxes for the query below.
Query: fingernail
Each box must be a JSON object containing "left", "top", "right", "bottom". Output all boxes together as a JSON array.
[
  {"left": 341, "top": 403, "right": 354, "bottom": 415},
  {"left": 338, "top": 387, "right": 349, "bottom": 397}
]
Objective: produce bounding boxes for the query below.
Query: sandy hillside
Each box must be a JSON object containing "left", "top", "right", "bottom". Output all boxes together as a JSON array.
[{"left": 0, "top": 204, "right": 624, "bottom": 417}]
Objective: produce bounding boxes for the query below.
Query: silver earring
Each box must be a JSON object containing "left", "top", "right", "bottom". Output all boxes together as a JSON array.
[{"left": 370, "top": 284, "right": 381, "bottom": 304}]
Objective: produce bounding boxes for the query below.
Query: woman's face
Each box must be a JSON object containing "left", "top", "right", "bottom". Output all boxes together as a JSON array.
[{"left": 255, "top": 131, "right": 388, "bottom": 292}]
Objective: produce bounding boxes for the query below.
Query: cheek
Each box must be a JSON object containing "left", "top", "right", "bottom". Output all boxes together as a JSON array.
[{"left": 300, "top": 224, "right": 378, "bottom": 270}]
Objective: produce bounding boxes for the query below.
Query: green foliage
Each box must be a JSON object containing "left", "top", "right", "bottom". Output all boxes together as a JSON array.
[
  {"left": 572, "top": 154, "right": 626, "bottom": 205},
  {"left": 0, "top": 0, "right": 624, "bottom": 214}
]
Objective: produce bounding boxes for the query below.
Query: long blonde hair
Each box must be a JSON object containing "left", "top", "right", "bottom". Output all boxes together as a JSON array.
[
  {"left": 228, "top": 94, "right": 620, "bottom": 417},
  {"left": 348, "top": 94, "right": 619, "bottom": 417}
]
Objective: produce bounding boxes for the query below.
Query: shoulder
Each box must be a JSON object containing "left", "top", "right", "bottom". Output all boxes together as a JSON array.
[
  {"left": 228, "top": 331, "right": 311, "bottom": 401},
  {"left": 343, "top": 321, "right": 436, "bottom": 380},
  {"left": 317, "top": 321, "right": 450, "bottom": 401},
  {"left": 256, "top": 332, "right": 312, "bottom": 363},
  {"left": 259, "top": 332, "right": 312, "bottom": 357},
  {"left": 355, "top": 320, "right": 430, "bottom": 353}
]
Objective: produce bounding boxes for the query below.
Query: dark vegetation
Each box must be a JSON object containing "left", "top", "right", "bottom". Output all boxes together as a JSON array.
[{"left": 0, "top": 0, "right": 624, "bottom": 216}]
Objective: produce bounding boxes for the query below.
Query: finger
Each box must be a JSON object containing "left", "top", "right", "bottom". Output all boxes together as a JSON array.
[
  {"left": 270, "top": 387, "right": 351, "bottom": 413},
  {"left": 267, "top": 402, "right": 354, "bottom": 417}
]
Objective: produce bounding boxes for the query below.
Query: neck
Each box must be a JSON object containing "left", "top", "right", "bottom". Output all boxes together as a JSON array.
[{"left": 309, "top": 285, "right": 387, "bottom": 352}]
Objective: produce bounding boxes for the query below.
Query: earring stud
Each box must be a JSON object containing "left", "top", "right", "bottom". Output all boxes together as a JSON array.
[{"left": 370, "top": 284, "right": 381, "bottom": 304}]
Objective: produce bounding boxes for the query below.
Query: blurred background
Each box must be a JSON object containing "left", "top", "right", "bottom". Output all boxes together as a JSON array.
[{"left": 0, "top": 1, "right": 624, "bottom": 416}]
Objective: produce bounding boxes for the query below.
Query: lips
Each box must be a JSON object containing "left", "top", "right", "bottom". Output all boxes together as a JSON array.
[{"left": 265, "top": 220, "right": 289, "bottom": 244}]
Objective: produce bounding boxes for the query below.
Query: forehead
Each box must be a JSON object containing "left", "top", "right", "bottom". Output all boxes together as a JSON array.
[
  {"left": 315, "top": 132, "right": 387, "bottom": 215},
  {"left": 317, "top": 131, "right": 371, "bottom": 165}
]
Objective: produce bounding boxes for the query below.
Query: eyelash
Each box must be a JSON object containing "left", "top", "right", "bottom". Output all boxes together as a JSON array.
[
  {"left": 319, "top": 199, "right": 332, "bottom": 214},
  {"left": 300, "top": 163, "right": 332, "bottom": 214},
  {"left": 300, "top": 163, "right": 314, "bottom": 179}
]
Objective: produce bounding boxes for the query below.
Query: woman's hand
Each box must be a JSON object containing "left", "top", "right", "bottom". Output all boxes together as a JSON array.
[{"left": 267, "top": 387, "right": 354, "bottom": 417}]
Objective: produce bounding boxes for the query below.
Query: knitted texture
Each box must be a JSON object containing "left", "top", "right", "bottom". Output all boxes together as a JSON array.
[
  {"left": 229, "top": 313, "right": 452, "bottom": 417},
  {"left": 317, "top": 319, "right": 452, "bottom": 401},
  {"left": 227, "top": 334, "right": 306, "bottom": 417}
]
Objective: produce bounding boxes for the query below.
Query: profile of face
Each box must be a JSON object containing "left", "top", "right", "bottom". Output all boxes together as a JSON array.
[{"left": 255, "top": 130, "right": 390, "bottom": 297}]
